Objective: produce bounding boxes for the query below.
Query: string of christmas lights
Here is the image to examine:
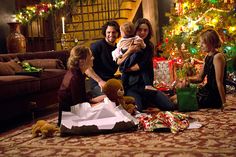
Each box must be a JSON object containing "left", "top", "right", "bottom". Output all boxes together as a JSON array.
[
  {"left": 15, "top": 0, "right": 66, "bottom": 24},
  {"left": 161, "top": 0, "right": 236, "bottom": 61}
]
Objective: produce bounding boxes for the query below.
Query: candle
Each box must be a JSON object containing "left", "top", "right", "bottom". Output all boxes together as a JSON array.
[
  {"left": 11, "top": 14, "right": 17, "bottom": 22},
  {"left": 62, "top": 17, "right": 65, "bottom": 34}
]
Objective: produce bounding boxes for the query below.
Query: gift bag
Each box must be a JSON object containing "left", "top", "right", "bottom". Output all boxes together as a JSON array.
[{"left": 176, "top": 87, "right": 198, "bottom": 112}]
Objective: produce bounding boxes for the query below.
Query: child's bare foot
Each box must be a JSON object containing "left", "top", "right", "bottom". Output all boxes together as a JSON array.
[{"left": 145, "top": 85, "right": 157, "bottom": 91}]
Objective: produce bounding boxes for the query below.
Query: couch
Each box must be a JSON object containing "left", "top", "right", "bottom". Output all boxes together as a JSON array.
[{"left": 0, "top": 50, "right": 70, "bottom": 125}]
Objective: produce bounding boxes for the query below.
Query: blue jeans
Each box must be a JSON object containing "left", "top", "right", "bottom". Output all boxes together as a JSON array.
[
  {"left": 88, "top": 78, "right": 104, "bottom": 98},
  {"left": 126, "top": 84, "right": 174, "bottom": 111}
]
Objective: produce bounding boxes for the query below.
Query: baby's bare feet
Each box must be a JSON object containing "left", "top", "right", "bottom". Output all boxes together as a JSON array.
[{"left": 145, "top": 85, "right": 157, "bottom": 91}]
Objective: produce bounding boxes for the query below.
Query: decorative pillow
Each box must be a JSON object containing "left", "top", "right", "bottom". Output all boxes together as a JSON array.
[
  {"left": 0, "top": 60, "right": 23, "bottom": 75},
  {"left": 23, "top": 59, "right": 65, "bottom": 69},
  {"left": 0, "top": 62, "right": 15, "bottom": 75},
  {"left": 7, "top": 60, "right": 23, "bottom": 72}
]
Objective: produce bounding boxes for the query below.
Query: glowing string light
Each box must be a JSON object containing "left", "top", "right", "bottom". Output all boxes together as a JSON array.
[{"left": 184, "top": 7, "right": 230, "bottom": 34}]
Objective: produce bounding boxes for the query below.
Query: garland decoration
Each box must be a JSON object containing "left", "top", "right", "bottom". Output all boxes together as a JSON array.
[{"left": 15, "top": 0, "right": 96, "bottom": 24}]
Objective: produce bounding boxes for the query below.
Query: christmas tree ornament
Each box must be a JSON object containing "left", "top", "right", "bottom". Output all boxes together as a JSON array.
[
  {"left": 189, "top": 46, "right": 198, "bottom": 54},
  {"left": 208, "top": 0, "right": 218, "bottom": 4}
]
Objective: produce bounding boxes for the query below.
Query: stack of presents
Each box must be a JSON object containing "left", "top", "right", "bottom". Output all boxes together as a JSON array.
[{"left": 153, "top": 56, "right": 201, "bottom": 112}]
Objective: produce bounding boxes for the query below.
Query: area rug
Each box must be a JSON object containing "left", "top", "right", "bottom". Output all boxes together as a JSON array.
[{"left": 0, "top": 94, "right": 236, "bottom": 157}]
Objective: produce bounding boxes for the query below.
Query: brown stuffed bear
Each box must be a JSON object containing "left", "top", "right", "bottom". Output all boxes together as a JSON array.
[
  {"left": 32, "top": 120, "right": 59, "bottom": 138},
  {"left": 102, "top": 79, "right": 136, "bottom": 114}
]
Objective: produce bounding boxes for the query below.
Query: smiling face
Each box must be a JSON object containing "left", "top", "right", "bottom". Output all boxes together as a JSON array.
[
  {"left": 71, "top": 46, "right": 94, "bottom": 73},
  {"left": 84, "top": 50, "right": 94, "bottom": 70},
  {"left": 136, "top": 23, "right": 149, "bottom": 40},
  {"left": 105, "top": 26, "right": 119, "bottom": 45},
  {"left": 199, "top": 29, "right": 221, "bottom": 53},
  {"left": 199, "top": 37, "right": 214, "bottom": 53}
]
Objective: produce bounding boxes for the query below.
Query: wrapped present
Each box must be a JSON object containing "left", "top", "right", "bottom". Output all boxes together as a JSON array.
[
  {"left": 137, "top": 111, "right": 190, "bottom": 133},
  {"left": 153, "top": 57, "right": 175, "bottom": 86}
]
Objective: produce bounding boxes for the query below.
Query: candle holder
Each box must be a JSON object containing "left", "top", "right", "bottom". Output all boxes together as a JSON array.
[
  {"left": 74, "top": 38, "right": 79, "bottom": 46},
  {"left": 61, "top": 34, "right": 67, "bottom": 50}
]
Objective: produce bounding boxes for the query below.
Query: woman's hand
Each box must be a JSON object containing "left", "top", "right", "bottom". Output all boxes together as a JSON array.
[
  {"left": 175, "top": 78, "right": 190, "bottom": 88},
  {"left": 127, "top": 40, "right": 141, "bottom": 54},
  {"left": 125, "top": 64, "right": 140, "bottom": 72},
  {"left": 98, "top": 80, "right": 106, "bottom": 89},
  {"left": 90, "top": 95, "right": 106, "bottom": 104}
]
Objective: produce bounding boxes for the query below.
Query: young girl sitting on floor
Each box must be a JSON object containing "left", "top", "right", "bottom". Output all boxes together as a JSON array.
[
  {"left": 57, "top": 45, "right": 105, "bottom": 126},
  {"left": 189, "top": 29, "right": 227, "bottom": 109}
]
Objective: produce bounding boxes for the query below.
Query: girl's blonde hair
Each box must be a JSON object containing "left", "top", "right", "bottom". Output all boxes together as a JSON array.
[
  {"left": 67, "top": 45, "right": 90, "bottom": 69},
  {"left": 200, "top": 29, "right": 222, "bottom": 49}
]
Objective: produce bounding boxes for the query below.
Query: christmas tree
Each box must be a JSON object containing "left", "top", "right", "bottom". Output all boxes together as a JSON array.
[{"left": 161, "top": 0, "right": 236, "bottom": 66}]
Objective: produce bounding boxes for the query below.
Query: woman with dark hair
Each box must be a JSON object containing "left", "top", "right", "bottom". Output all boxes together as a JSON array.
[{"left": 117, "top": 18, "right": 175, "bottom": 112}]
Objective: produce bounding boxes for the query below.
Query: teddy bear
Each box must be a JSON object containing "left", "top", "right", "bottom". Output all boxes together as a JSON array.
[
  {"left": 102, "top": 78, "right": 137, "bottom": 114},
  {"left": 32, "top": 120, "right": 59, "bottom": 138}
]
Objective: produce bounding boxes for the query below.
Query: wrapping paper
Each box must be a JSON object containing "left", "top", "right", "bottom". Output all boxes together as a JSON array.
[
  {"left": 60, "top": 98, "right": 138, "bottom": 135},
  {"left": 137, "top": 111, "right": 190, "bottom": 133}
]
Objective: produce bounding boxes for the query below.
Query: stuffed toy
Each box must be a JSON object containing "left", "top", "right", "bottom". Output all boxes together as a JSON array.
[
  {"left": 102, "top": 79, "right": 136, "bottom": 114},
  {"left": 32, "top": 120, "right": 59, "bottom": 138}
]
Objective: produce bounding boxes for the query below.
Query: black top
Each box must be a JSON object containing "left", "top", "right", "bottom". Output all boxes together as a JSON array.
[
  {"left": 137, "top": 42, "right": 154, "bottom": 84},
  {"left": 58, "top": 68, "right": 87, "bottom": 107},
  {"left": 90, "top": 39, "right": 118, "bottom": 81},
  {"left": 123, "top": 41, "right": 154, "bottom": 88},
  {"left": 204, "top": 52, "right": 226, "bottom": 92},
  {"left": 200, "top": 52, "right": 227, "bottom": 107}
]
